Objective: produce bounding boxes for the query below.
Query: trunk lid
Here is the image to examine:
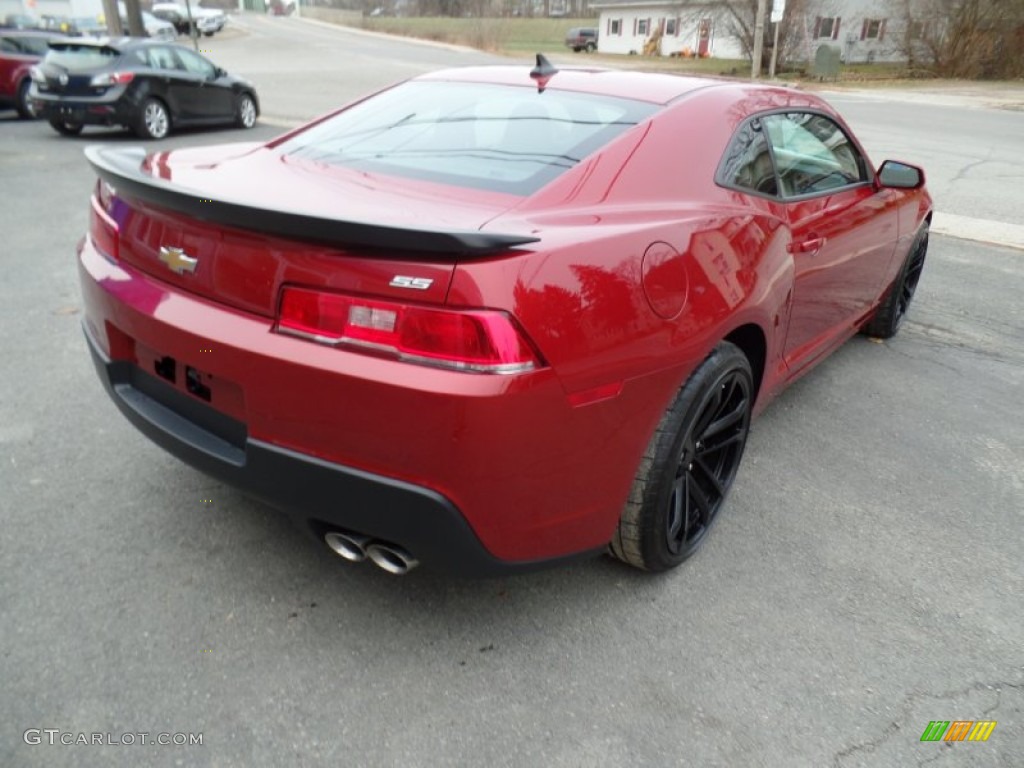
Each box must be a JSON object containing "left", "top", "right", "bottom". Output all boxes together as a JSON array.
[{"left": 90, "top": 144, "right": 534, "bottom": 318}]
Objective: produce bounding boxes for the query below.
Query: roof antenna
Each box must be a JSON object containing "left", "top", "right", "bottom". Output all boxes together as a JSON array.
[{"left": 529, "top": 53, "right": 559, "bottom": 93}]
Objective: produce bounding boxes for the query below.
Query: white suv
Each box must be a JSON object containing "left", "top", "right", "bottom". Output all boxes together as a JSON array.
[{"left": 151, "top": 3, "right": 226, "bottom": 37}]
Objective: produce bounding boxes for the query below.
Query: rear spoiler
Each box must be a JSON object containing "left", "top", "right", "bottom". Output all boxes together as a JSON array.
[{"left": 84, "top": 145, "right": 540, "bottom": 256}]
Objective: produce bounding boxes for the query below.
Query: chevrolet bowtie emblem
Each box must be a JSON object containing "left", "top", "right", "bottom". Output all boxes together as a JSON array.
[{"left": 159, "top": 246, "right": 198, "bottom": 275}]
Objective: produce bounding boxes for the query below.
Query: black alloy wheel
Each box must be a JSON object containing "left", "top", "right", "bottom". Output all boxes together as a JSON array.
[
  {"left": 861, "top": 223, "right": 929, "bottom": 339},
  {"left": 49, "top": 118, "right": 83, "bottom": 136},
  {"left": 610, "top": 341, "right": 753, "bottom": 572},
  {"left": 664, "top": 366, "right": 750, "bottom": 558}
]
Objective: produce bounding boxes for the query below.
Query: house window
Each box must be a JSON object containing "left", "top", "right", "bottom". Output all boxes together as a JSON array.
[
  {"left": 666, "top": 17, "right": 677, "bottom": 36},
  {"left": 608, "top": 18, "right": 621, "bottom": 35},
  {"left": 861, "top": 18, "right": 886, "bottom": 40},
  {"left": 815, "top": 16, "right": 841, "bottom": 39},
  {"left": 637, "top": 18, "right": 649, "bottom": 36}
]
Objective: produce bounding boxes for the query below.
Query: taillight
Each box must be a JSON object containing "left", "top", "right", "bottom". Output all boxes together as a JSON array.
[
  {"left": 89, "top": 180, "right": 119, "bottom": 259},
  {"left": 89, "top": 72, "right": 135, "bottom": 87},
  {"left": 276, "top": 287, "right": 543, "bottom": 374}
]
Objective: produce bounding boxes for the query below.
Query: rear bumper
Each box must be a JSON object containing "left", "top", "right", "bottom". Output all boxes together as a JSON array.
[
  {"left": 34, "top": 94, "right": 135, "bottom": 127},
  {"left": 84, "top": 327, "right": 598, "bottom": 576}
]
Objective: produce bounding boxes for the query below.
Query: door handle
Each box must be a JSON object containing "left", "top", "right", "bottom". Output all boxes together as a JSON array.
[{"left": 788, "top": 237, "right": 827, "bottom": 254}]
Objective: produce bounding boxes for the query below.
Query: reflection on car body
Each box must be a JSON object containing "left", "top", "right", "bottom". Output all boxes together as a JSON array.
[{"left": 30, "top": 38, "right": 258, "bottom": 138}]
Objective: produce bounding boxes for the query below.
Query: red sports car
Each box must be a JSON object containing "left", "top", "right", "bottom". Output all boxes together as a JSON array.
[
  {"left": 79, "top": 58, "right": 931, "bottom": 576},
  {"left": 0, "top": 29, "right": 54, "bottom": 118}
]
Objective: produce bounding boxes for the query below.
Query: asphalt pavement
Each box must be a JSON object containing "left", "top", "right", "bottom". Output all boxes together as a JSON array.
[{"left": 1, "top": 15, "right": 1022, "bottom": 768}]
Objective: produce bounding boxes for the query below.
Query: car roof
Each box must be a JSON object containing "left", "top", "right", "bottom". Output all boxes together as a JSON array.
[{"left": 418, "top": 66, "right": 751, "bottom": 106}]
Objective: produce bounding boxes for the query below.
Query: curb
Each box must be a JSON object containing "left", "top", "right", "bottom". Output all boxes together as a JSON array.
[{"left": 931, "top": 213, "right": 1024, "bottom": 252}]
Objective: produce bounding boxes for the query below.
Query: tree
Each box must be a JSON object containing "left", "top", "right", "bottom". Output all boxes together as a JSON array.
[
  {"left": 896, "top": 0, "right": 1024, "bottom": 78},
  {"left": 719, "top": 0, "right": 812, "bottom": 72}
]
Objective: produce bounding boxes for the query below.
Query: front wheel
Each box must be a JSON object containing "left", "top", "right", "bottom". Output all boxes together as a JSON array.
[
  {"left": 135, "top": 97, "right": 170, "bottom": 139},
  {"left": 235, "top": 93, "right": 257, "bottom": 129},
  {"left": 861, "top": 222, "right": 929, "bottom": 339},
  {"left": 585, "top": 42, "right": 596, "bottom": 53},
  {"left": 49, "top": 118, "right": 83, "bottom": 136},
  {"left": 610, "top": 342, "right": 753, "bottom": 572}
]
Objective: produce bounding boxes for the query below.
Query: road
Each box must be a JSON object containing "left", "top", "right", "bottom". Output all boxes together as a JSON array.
[{"left": 1, "top": 15, "right": 1022, "bottom": 768}]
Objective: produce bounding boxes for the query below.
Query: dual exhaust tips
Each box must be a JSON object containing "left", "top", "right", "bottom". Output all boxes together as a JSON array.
[{"left": 324, "top": 531, "right": 419, "bottom": 575}]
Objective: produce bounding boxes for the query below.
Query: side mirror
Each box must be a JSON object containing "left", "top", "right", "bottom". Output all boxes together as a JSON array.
[{"left": 877, "top": 160, "right": 924, "bottom": 189}]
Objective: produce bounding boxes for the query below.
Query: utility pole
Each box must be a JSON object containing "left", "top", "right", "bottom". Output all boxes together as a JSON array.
[
  {"left": 769, "top": 0, "right": 785, "bottom": 78},
  {"left": 184, "top": 0, "right": 200, "bottom": 51},
  {"left": 751, "top": 0, "right": 767, "bottom": 78}
]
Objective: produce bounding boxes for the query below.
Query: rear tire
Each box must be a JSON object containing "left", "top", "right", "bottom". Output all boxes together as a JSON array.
[
  {"left": 610, "top": 342, "right": 753, "bottom": 572},
  {"left": 861, "top": 222, "right": 929, "bottom": 339},
  {"left": 49, "top": 118, "right": 83, "bottom": 136},
  {"left": 235, "top": 92, "right": 256, "bottom": 129},
  {"left": 15, "top": 78, "right": 35, "bottom": 119},
  {"left": 135, "top": 97, "right": 170, "bottom": 139}
]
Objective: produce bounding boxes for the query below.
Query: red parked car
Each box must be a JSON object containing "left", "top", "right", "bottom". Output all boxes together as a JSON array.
[
  {"left": 0, "top": 29, "right": 54, "bottom": 117},
  {"left": 79, "top": 59, "right": 931, "bottom": 576}
]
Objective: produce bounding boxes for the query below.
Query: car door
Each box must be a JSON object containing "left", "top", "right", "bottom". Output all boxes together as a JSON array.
[
  {"left": 174, "top": 47, "right": 233, "bottom": 121},
  {"left": 761, "top": 112, "right": 900, "bottom": 372},
  {"left": 139, "top": 44, "right": 192, "bottom": 119}
]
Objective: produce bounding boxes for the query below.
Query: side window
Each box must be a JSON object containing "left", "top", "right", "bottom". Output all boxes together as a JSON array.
[
  {"left": 176, "top": 49, "right": 216, "bottom": 78},
  {"left": 761, "top": 113, "right": 867, "bottom": 197},
  {"left": 0, "top": 37, "right": 16, "bottom": 54},
  {"left": 718, "top": 118, "right": 779, "bottom": 197},
  {"left": 144, "top": 46, "right": 183, "bottom": 71}
]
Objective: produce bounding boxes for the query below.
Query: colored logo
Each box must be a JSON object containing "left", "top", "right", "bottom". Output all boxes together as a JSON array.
[
  {"left": 158, "top": 246, "right": 198, "bottom": 275},
  {"left": 920, "top": 720, "right": 997, "bottom": 742}
]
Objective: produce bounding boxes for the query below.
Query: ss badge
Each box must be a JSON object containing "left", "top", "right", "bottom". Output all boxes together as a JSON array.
[{"left": 389, "top": 276, "right": 434, "bottom": 290}]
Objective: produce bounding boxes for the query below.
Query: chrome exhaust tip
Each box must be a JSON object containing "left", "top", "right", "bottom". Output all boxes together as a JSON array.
[
  {"left": 324, "top": 531, "right": 370, "bottom": 563},
  {"left": 366, "top": 543, "right": 419, "bottom": 575}
]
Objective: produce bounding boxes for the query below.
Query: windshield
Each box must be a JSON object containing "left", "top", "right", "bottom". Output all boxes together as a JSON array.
[{"left": 275, "top": 81, "right": 657, "bottom": 195}]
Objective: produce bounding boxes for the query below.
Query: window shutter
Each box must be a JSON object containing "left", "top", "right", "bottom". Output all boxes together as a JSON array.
[
  {"left": 833, "top": 18, "right": 841, "bottom": 40},
  {"left": 860, "top": 19, "right": 867, "bottom": 40},
  {"left": 813, "top": 16, "right": 821, "bottom": 38},
  {"left": 879, "top": 19, "right": 886, "bottom": 40},
  {"left": 633, "top": 18, "right": 637, "bottom": 36}
]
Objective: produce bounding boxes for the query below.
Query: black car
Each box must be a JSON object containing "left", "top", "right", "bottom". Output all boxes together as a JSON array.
[{"left": 29, "top": 38, "right": 258, "bottom": 139}]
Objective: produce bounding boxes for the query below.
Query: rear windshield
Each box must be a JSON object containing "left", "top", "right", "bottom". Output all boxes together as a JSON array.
[
  {"left": 275, "top": 81, "right": 658, "bottom": 195},
  {"left": 43, "top": 44, "right": 119, "bottom": 71}
]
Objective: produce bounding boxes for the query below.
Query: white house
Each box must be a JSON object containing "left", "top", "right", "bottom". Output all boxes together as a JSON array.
[
  {"left": 589, "top": 0, "right": 744, "bottom": 58},
  {"left": 590, "top": 0, "right": 919, "bottom": 63}
]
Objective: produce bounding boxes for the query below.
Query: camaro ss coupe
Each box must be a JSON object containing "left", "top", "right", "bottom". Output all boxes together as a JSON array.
[{"left": 79, "top": 58, "right": 931, "bottom": 576}]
